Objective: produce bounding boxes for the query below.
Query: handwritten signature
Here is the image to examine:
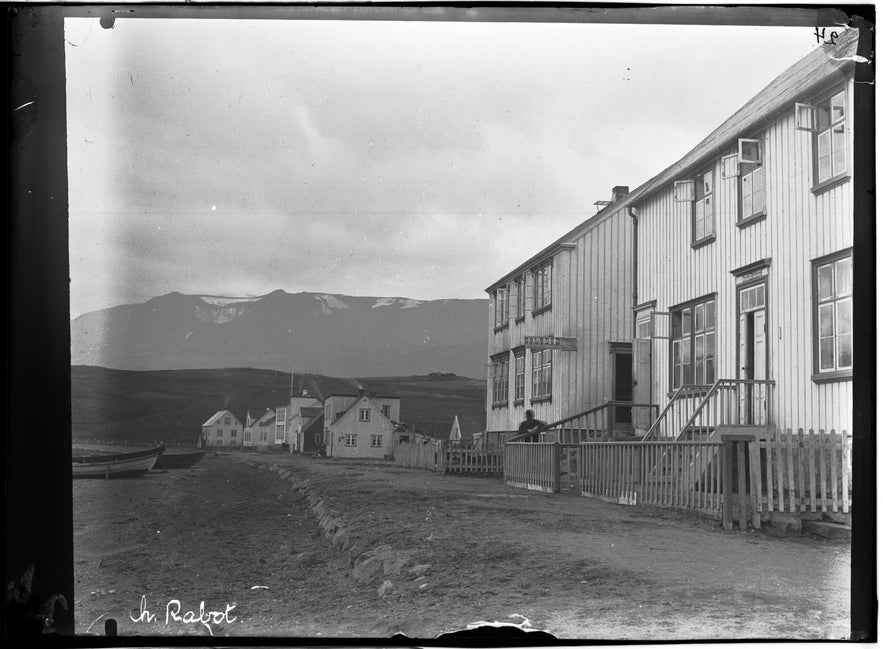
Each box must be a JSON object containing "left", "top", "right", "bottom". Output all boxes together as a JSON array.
[
  {"left": 814, "top": 27, "right": 840, "bottom": 45},
  {"left": 129, "top": 594, "right": 237, "bottom": 634}
]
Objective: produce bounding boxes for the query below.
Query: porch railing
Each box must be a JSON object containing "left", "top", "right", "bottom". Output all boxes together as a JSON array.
[
  {"left": 503, "top": 442, "right": 560, "bottom": 493},
  {"left": 579, "top": 440, "right": 726, "bottom": 514},
  {"left": 510, "top": 401, "right": 660, "bottom": 444},
  {"left": 643, "top": 379, "right": 775, "bottom": 441}
]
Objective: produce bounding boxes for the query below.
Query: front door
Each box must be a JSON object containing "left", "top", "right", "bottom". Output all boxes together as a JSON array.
[
  {"left": 632, "top": 338, "right": 652, "bottom": 431},
  {"left": 611, "top": 344, "right": 633, "bottom": 428},
  {"left": 737, "top": 283, "right": 768, "bottom": 425}
]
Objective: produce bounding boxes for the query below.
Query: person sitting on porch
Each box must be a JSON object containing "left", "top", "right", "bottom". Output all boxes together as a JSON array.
[{"left": 518, "top": 410, "right": 546, "bottom": 435}]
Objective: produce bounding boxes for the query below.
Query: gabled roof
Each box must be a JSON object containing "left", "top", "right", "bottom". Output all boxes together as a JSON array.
[
  {"left": 330, "top": 395, "right": 393, "bottom": 426},
  {"left": 255, "top": 409, "right": 276, "bottom": 427},
  {"left": 202, "top": 409, "right": 238, "bottom": 427},
  {"left": 486, "top": 28, "right": 859, "bottom": 292}
]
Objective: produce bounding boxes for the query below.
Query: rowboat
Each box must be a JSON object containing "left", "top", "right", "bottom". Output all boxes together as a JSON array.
[
  {"left": 156, "top": 449, "right": 206, "bottom": 469},
  {"left": 72, "top": 445, "right": 165, "bottom": 479}
]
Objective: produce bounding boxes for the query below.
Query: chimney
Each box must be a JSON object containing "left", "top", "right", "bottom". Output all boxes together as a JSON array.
[
  {"left": 611, "top": 185, "right": 630, "bottom": 203},
  {"left": 358, "top": 388, "right": 365, "bottom": 398},
  {"left": 302, "top": 389, "right": 308, "bottom": 397}
]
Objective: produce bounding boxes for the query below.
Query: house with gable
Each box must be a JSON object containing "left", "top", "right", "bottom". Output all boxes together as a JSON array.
[
  {"left": 200, "top": 409, "right": 243, "bottom": 448},
  {"left": 323, "top": 390, "right": 401, "bottom": 458}
]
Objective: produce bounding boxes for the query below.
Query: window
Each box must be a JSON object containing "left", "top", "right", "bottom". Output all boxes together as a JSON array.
[
  {"left": 217, "top": 429, "right": 223, "bottom": 437},
  {"left": 315, "top": 433, "right": 323, "bottom": 444},
  {"left": 243, "top": 430, "right": 251, "bottom": 443},
  {"left": 359, "top": 408, "right": 371, "bottom": 422},
  {"left": 276, "top": 408, "right": 286, "bottom": 423},
  {"left": 514, "top": 277, "right": 525, "bottom": 320},
  {"left": 513, "top": 351, "right": 525, "bottom": 402},
  {"left": 202, "top": 427, "right": 209, "bottom": 435},
  {"left": 636, "top": 317, "right": 652, "bottom": 339},
  {"left": 224, "top": 417, "right": 231, "bottom": 425},
  {"left": 671, "top": 296, "right": 716, "bottom": 389},
  {"left": 674, "top": 170, "right": 715, "bottom": 245},
  {"left": 231, "top": 429, "right": 237, "bottom": 437},
  {"left": 796, "top": 90, "right": 849, "bottom": 189},
  {"left": 494, "top": 286, "right": 509, "bottom": 329},
  {"left": 370, "top": 434, "right": 383, "bottom": 448},
  {"left": 260, "top": 430, "right": 267, "bottom": 442},
  {"left": 275, "top": 423, "right": 285, "bottom": 443},
  {"left": 491, "top": 355, "right": 509, "bottom": 405},
  {"left": 813, "top": 251, "right": 852, "bottom": 378},
  {"left": 381, "top": 404, "right": 391, "bottom": 419},
  {"left": 533, "top": 263, "right": 552, "bottom": 312},
  {"left": 325, "top": 403, "right": 332, "bottom": 421},
  {"left": 345, "top": 434, "right": 357, "bottom": 447},
  {"left": 531, "top": 349, "right": 552, "bottom": 400},
  {"left": 734, "top": 139, "right": 766, "bottom": 223}
]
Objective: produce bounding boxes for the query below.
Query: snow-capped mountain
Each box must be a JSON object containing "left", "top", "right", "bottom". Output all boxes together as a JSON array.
[{"left": 70, "top": 290, "right": 488, "bottom": 378}]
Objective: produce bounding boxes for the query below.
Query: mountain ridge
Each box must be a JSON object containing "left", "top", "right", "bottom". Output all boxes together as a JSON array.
[{"left": 71, "top": 290, "right": 489, "bottom": 378}]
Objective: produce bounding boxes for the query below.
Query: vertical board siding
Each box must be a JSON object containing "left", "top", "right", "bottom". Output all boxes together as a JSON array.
[
  {"left": 636, "top": 84, "right": 853, "bottom": 432},
  {"left": 486, "top": 209, "right": 634, "bottom": 432}
]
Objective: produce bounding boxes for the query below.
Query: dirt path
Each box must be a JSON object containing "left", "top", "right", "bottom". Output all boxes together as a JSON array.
[{"left": 73, "top": 452, "right": 850, "bottom": 640}]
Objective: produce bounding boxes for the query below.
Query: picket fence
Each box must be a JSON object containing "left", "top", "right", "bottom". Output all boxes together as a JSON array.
[
  {"left": 503, "top": 442, "right": 560, "bottom": 493},
  {"left": 393, "top": 440, "right": 504, "bottom": 475}
]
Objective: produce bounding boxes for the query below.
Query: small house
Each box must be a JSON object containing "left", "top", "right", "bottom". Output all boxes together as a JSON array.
[
  {"left": 200, "top": 409, "right": 242, "bottom": 448},
  {"left": 323, "top": 390, "right": 401, "bottom": 458}
]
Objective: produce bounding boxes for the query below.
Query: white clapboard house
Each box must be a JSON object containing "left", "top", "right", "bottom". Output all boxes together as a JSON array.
[{"left": 485, "top": 30, "right": 858, "bottom": 441}]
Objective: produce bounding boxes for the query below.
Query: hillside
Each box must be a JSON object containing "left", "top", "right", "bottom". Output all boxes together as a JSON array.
[
  {"left": 71, "top": 291, "right": 488, "bottom": 379},
  {"left": 71, "top": 366, "right": 486, "bottom": 444}
]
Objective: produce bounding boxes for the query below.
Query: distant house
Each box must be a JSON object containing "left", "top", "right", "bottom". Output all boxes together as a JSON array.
[
  {"left": 300, "top": 409, "right": 325, "bottom": 455},
  {"left": 323, "top": 390, "right": 401, "bottom": 458},
  {"left": 283, "top": 391, "right": 324, "bottom": 452},
  {"left": 201, "top": 409, "right": 242, "bottom": 448},
  {"left": 247, "top": 409, "right": 277, "bottom": 450}
]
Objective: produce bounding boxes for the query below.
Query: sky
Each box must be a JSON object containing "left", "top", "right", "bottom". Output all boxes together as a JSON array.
[{"left": 65, "top": 15, "right": 825, "bottom": 318}]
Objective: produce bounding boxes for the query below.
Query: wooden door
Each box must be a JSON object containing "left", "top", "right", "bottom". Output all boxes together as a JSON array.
[
  {"left": 752, "top": 310, "right": 767, "bottom": 424},
  {"left": 632, "top": 338, "right": 652, "bottom": 430},
  {"left": 612, "top": 348, "right": 633, "bottom": 427}
]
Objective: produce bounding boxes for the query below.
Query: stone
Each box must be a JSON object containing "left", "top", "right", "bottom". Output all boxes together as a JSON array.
[
  {"left": 382, "top": 555, "right": 410, "bottom": 577},
  {"left": 377, "top": 580, "right": 394, "bottom": 597},
  {"left": 804, "top": 520, "right": 851, "bottom": 540},
  {"left": 822, "top": 511, "right": 850, "bottom": 525},
  {"left": 352, "top": 556, "right": 384, "bottom": 583},
  {"left": 408, "top": 564, "right": 431, "bottom": 575}
]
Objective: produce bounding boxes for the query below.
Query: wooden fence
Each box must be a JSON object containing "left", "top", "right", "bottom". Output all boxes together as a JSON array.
[
  {"left": 393, "top": 440, "right": 440, "bottom": 471},
  {"left": 579, "top": 441, "right": 725, "bottom": 514},
  {"left": 755, "top": 429, "right": 851, "bottom": 515},
  {"left": 503, "top": 442, "right": 560, "bottom": 493},
  {"left": 438, "top": 445, "right": 504, "bottom": 474},
  {"left": 394, "top": 441, "right": 504, "bottom": 475}
]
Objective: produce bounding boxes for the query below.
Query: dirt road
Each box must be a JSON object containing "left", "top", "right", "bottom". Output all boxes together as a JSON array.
[{"left": 73, "top": 452, "right": 850, "bottom": 639}]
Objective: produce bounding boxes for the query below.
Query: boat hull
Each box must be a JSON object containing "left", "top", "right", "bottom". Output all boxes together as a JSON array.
[{"left": 72, "top": 446, "right": 164, "bottom": 479}]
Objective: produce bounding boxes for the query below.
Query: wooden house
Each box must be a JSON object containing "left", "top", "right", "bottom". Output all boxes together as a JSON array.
[
  {"left": 323, "top": 390, "right": 401, "bottom": 458},
  {"left": 484, "top": 185, "right": 636, "bottom": 435},
  {"left": 484, "top": 31, "right": 858, "bottom": 441},
  {"left": 200, "top": 409, "right": 242, "bottom": 448},
  {"left": 629, "top": 30, "right": 857, "bottom": 437},
  {"left": 247, "top": 408, "right": 277, "bottom": 450}
]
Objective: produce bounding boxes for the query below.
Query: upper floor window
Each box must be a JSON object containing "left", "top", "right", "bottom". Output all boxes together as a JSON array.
[
  {"left": 513, "top": 351, "right": 525, "bottom": 402},
  {"left": 380, "top": 404, "right": 391, "bottom": 419},
  {"left": 276, "top": 408, "right": 286, "bottom": 423},
  {"left": 533, "top": 262, "right": 552, "bottom": 312},
  {"left": 671, "top": 296, "right": 716, "bottom": 390},
  {"left": 494, "top": 286, "right": 509, "bottom": 329},
  {"left": 217, "top": 429, "right": 223, "bottom": 437},
  {"left": 491, "top": 355, "right": 509, "bottom": 406},
  {"left": 674, "top": 170, "right": 715, "bottom": 246},
  {"left": 813, "top": 250, "right": 852, "bottom": 380},
  {"left": 514, "top": 277, "right": 525, "bottom": 320},
  {"left": 796, "top": 90, "right": 849, "bottom": 190},
  {"left": 359, "top": 408, "right": 371, "bottom": 422},
  {"left": 531, "top": 349, "right": 552, "bottom": 400},
  {"left": 224, "top": 417, "right": 231, "bottom": 425},
  {"left": 724, "top": 138, "right": 766, "bottom": 225}
]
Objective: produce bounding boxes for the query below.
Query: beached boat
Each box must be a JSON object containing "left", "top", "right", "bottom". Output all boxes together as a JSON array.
[
  {"left": 72, "top": 445, "right": 165, "bottom": 479},
  {"left": 157, "top": 450, "right": 206, "bottom": 469}
]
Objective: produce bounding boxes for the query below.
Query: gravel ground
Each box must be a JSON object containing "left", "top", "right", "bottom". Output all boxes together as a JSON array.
[{"left": 73, "top": 451, "right": 850, "bottom": 640}]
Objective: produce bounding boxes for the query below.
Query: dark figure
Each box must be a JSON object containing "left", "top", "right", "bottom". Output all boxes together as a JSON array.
[{"left": 518, "top": 409, "right": 546, "bottom": 435}]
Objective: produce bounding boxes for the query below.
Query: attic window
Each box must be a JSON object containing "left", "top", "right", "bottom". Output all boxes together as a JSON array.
[
  {"left": 675, "top": 171, "right": 715, "bottom": 246},
  {"left": 795, "top": 90, "right": 850, "bottom": 191},
  {"left": 359, "top": 408, "right": 371, "bottom": 422}
]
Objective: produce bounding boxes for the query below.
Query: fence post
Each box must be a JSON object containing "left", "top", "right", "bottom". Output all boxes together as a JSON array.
[
  {"left": 553, "top": 443, "right": 561, "bottom": 493},
  {"left": 606, "top": 404, "right": 613, "bottom": 440}
]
